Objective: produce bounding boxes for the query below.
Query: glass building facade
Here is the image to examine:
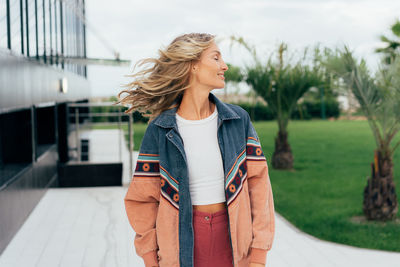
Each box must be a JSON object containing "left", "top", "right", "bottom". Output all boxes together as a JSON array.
[
  {"left": 0, "top": 0, "right": 87, "bottom": 76},
  {"left": 0, "top": 0, "right": 91, "bottom": 255}
]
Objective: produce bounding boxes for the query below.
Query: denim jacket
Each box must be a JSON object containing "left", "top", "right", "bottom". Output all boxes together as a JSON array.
[{"left": 124, "top": 92, "right": 275, "bottom": 267}]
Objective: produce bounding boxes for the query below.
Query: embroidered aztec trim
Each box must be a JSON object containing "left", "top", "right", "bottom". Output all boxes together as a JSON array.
[
  {"left": 246, "top": 137, "right": 266, "bottom": 161},
  {"left": 160, "top": 165, "right": 179, "bottom": 210},
  {"left": 225, "top": 148, "right": 248, "bottom": 205},
  {"left": 134, "top": 153, "right": 160, "bottom": 178}
]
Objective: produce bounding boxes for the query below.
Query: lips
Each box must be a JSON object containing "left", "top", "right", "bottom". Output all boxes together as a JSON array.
[{"left": 218, "top": 73, "right": 225, "bottom": 80}]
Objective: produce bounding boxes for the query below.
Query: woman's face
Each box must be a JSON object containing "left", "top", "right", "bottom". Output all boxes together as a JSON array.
[{"left": 191, "top": 41, "right": 229, "bottom": 90}]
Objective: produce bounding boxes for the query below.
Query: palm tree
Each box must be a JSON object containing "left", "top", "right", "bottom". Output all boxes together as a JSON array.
[
  {"left": 375, "top": 19, "right": 400, "bottom": 66},
  {"left": 229, "top": 36, "right": 326, "bottom": 169},
  {"left": 323, "top": 46, "right": 399, "bottom": 221}
]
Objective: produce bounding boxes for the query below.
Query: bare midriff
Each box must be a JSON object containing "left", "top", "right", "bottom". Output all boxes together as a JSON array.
[{"left": 192, "top": 201, "right": 226, "bottom": 213}]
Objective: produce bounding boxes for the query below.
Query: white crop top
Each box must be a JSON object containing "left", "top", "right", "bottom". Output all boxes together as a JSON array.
[{"left": 175, "top": 105, "right": 226, "bottom": 205}]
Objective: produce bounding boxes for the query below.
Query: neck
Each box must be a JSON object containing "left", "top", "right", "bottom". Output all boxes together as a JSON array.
[{"left": 177, "top": 89, "right": 215, "bottom": 120}]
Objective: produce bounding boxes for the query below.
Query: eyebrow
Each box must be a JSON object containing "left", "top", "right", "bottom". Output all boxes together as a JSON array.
[{"left": 211, "top": 50, "right": 221, "bottom": 55}]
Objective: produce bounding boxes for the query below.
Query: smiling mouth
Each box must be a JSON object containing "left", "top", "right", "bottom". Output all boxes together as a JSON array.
[{"left": 218, "top": 74, "right": 225, "bottom": 80}]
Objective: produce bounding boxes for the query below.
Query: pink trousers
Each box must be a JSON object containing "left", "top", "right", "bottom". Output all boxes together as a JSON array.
[{"left": 193, "top": 208, "right": 234, "bottom": 267}]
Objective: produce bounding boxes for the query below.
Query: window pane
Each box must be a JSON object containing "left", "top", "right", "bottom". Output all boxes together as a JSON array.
[
  {"left": 48, "top": 0, "right": 56, "bottom": 64},
  {"left": 44, "top": 0, "right": 50, "bottom": 61},
  {"left": 28, "top": 0, "right": 36, "bottom": 58},
  {"left": 21, "top": 0, "right": 27, "bottom": 55},
  {"left": 37, "top": 0, "right": 44, "bottom": 61},
  {"left": 53, "top": 0, "right": 59, "bottom": 66},
  {"left": 10, "top": 0, "right": 21, "bottom": 53},
  {"left": 0, "top": 0, "right": 7, "bottom": 48},
  {"left": 64, "top": 2, "right": 69, "bottom": 71}
]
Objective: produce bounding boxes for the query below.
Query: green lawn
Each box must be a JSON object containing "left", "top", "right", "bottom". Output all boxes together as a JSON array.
[
  {"left": 254, "top": 119, "right": 400, "bottom": 252},
  {"left": 93, "top": 120, "right": 400, "bottom": 251}
]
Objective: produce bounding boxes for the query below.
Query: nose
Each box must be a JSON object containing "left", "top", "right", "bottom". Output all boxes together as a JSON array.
[{"left": 221, "top": 60, "right": 228, "bottom": 71}]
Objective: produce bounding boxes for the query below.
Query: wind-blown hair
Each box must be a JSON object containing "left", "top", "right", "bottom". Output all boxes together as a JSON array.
[{"left": 115, "top": 33, "right": 216, "bottom": 123}]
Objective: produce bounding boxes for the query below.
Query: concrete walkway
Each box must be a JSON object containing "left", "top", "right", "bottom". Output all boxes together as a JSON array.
[
  {"left": 1, "top": 129, "right": 400, "bottom": 266},
  {"left": 1, "top": 186, "right": 400, "bottom": 267}
]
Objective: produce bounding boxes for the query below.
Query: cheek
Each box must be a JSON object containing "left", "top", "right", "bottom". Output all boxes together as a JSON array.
[
  {"left": 198, "top": 67, "right": 217, "bottom": 83},
  {"left": 195, "top": 59, "right": 221, "bottom": 84},
  {"left": 203, "top": 63, "right": 218, "bottom": 80}
]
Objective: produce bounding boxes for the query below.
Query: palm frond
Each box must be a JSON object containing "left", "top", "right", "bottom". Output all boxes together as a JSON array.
[
  {"left": 391, "top": 20, "right": 400, "bottom": 38},
  {"left": 325, "top": 45, "right": 400, "bottom": 155}
]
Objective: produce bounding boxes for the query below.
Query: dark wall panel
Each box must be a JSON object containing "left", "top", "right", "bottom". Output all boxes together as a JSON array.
[
  {"left": 0, "top": 109, "right": 32, "bottom": 164},
  {"left": 58, "top": 162, "right": 122, "bottom": 187},
  {"left": 0, "top": 145, "right": 57, "bottom": 255},
  {"left": 37, "top": 106, "right": 56, "bottom": 145},
  {"left": 57, "top": 103, "right": 69, "bottom": 163}
]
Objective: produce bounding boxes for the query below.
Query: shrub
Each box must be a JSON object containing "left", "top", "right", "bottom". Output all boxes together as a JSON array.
[{"left": 236, "top": 98, "right": 340, "bottom": 121}]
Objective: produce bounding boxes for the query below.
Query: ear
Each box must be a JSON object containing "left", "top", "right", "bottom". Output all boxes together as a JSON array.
[{"left": 191, "top": 61, "right": 199, "bottom": 74}]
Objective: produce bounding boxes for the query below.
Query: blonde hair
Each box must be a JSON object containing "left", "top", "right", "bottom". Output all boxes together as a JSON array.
[{"left": 115, "top": 33, "right": 216, "bottom": 123}]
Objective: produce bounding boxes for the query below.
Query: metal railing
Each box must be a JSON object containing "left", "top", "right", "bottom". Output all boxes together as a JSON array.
[{"left": 67, "top": 102, "right": 134, "bottom": 178}]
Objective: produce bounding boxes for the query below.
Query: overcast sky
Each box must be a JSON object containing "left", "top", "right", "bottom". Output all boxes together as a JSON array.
[{"left": 85, "top": 0, "right": 400, "bottom": 98}]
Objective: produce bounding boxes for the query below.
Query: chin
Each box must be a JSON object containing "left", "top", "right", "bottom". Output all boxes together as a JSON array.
[
  {"left": 206, "top": 81, "right": 225, "bottom": 90},
  {"left": 215, "top": 82, "right": 225, "bottom": 89}
]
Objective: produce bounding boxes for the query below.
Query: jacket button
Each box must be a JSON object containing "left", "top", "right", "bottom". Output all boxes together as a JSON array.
[{"left": 168, "top": 133, "right": 173, "bottom": 138}]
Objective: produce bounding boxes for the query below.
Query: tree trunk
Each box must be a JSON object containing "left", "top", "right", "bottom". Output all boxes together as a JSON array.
[
  {"left": 272, "top": 130, "right": 294, "bottom": 169},
  {"left": 363, "top": 149, "right": 398, "bottom": 221}
]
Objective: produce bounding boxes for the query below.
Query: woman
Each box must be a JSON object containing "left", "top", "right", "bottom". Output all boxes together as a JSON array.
[{"left": 117, "top": 33, "right": 275, "bottom": 267}]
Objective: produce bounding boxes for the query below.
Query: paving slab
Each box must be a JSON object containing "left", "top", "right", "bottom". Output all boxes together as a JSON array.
[{"left": 0, "top": 186, "right": 399, "bottom": 267}]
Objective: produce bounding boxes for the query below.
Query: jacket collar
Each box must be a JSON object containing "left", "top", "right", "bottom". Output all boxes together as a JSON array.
[{"left": 153, "top": 92, "right": 241, "bottom": 129}]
